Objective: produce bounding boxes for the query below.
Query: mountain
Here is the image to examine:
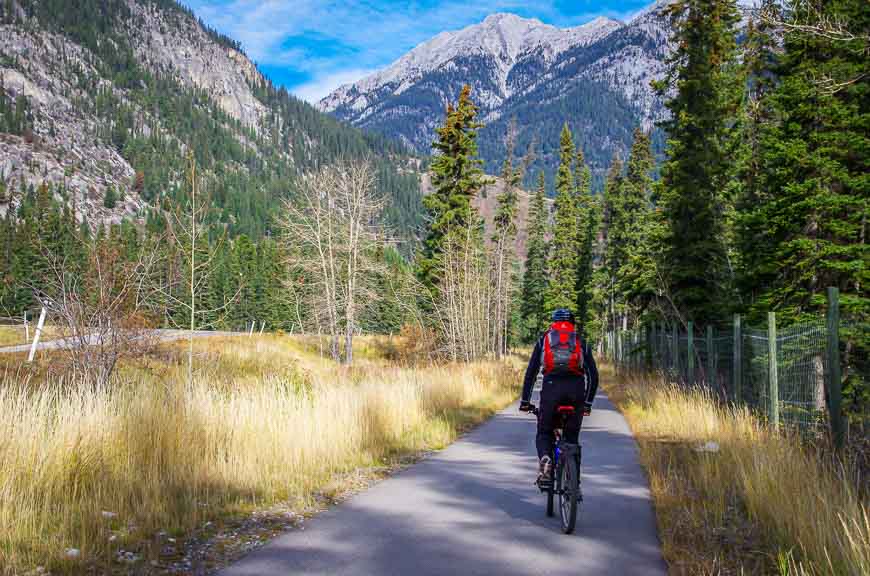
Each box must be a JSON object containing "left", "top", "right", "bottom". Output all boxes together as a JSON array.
[
  {"left": 320, "top": 6, "right": 675, "bottom": 187},
  {"left": 0, "top": 0, "right": 423, "bottom": 239}
]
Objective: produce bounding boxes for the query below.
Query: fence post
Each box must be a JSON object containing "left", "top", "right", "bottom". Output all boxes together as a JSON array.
[
  {"left": 672, "top": 322, "right": 679, "bottom": 379},
  {"left": 705, "top": 325, "right": 714, "bottom": 391},
  {"left": 733, "top": 314, "right": 742, "bottom": 404},
  {"left": 687, "top": 321, "right": 695, "bottom": 385},
  {"left": 768, "top": 312, "right": 779, "bottom": 428},
  {"left": 26, "top": 307, "right": 47, "bottom": 363},
  {"left": 826, "top": 287, "right": 844, "bottom": 450}
]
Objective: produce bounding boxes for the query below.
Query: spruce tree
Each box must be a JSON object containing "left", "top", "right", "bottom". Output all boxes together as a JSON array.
[
  {"left": 599, "top": 155, "right": 624, "bottom": 335},
  {"left": 545, "top": 124, "right": 580, "bottom": 313},
  {"left": 520, "top": 172, "right": 550, "bottom": 341},
  {"left": 573, "top": 147, "right": 598, "bottom": 334},
  {"left": 734, "top": 1, "right": 780, "bottom": 306},
  {"left": 655, "top": 0, "right": 742, "bottom": 323},
  {"left": 745, "top": 0, "right": 868, "bottom": 324},
  {"left": 417, "top": 85, "right": 485, "bottom": 292},
  {"left": 619, "top": 129, "right": 657, "bottom": 317},
  {"left": 103, "top": 186, "right": 117, "bottom": 209}
]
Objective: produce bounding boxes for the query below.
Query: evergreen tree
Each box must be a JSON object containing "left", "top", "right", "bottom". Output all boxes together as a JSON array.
[
  {"left": 655, "top": 0, "right": 742, "bottom": 323},
  {"left": 598, "top": 155, "right": 624, "bottom": 335},
  {"left": 734, "top": 1, "right": 780, "bottom": 307},
  {"left": 103, "top": 186, "right": 117, "bottom": 209},
  {"left": 619, "top": 129, "right": 657, "bottom": 318},
  {"left": 573, "top": 146, "right": 598, "bottom": 334},
  {"left": 743, "top": 0, "right": 868, "bottom": 323},
  {"left": 545, "top": 124, "right": 580, "bottom": 312},
  {"left": 417, "top": 85, "right": 485, "bottom": 292},
  {"left": 520, "top": 171, "right": 549, "bottom": 342}
]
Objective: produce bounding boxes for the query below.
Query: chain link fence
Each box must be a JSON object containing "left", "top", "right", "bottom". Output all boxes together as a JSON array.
[{"left": 604, "top": 288, "right": 866, "bottom": 448}]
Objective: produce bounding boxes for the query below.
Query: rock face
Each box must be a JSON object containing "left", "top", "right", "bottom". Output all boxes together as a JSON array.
[
  {"left": 317, "top": 8, "right": 676, "bottom": 182},
  {"left": 126, "top": 0, "right": 267, "bottom": 128},
  {"left": 0, "top": 20, "right": 142, "bottom": 222},
  {"left": 0, "top": 0, "right": 421, "bottom": 235},
  {"left": 321, "top": 0, "right": 755, "bottom": 182},
  {"left": 0, "top": 0, "right": 272, "bottom": 223}
]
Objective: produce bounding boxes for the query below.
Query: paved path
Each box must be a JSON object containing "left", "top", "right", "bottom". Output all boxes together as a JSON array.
[
  {"left": 220, "top": 391, "right": 667, "bottom": 576},
  {"left": 0, "top": 330, "right": 241, "bottom": 354}
]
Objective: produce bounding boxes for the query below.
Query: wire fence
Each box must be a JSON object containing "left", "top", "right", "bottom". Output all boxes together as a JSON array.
[{"left": 604, "top": 288, "right": 865, "bottom": 448}]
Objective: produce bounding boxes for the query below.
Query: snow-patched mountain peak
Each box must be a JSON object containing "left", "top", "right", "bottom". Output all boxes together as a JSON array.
[{"left": 319, "top": 13, "right": 623, "bottom": 112}]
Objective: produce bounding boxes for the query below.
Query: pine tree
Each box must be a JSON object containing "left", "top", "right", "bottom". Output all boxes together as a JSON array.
[
  {"left": 734, "top": 1, "right": 780, "bottom": 306},
  {"left": 655, "top": 0, "right": 742, "bottom": 323},
  {"left": 545, "top": 124, "right": 580, "bottom": 313},
  {"left": 619, "top": 129, "right": 657, "bottom": 317},
  {"left": 744, "top": 0, "right": 868, "bottom": 324},
  {"left": 573, "top": 146, "right": 598, "bottom": 334},
  {"left": 520, "top": 171, "right": 549, "bottom": 342},
  {"left": 598, "top": 155, "right": 624, "bottom": 336},
  {"left": 417, "top": 85, "right": 485, "bottom": 293},
  {"left": 103, "top": 186, "right": 117, "bottom": 209}
]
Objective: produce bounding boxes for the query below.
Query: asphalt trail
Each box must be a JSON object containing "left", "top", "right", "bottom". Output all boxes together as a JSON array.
[{"left": 220, "top": 387, "right": 666, "bottom": 576}]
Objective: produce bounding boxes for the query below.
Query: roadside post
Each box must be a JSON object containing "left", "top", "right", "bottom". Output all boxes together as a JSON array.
[
  {"left": 826, "top": 287, "right": 844, "bottom": 449},
  {"left": 733, "top": 314, "right": 742, "bottom": 404},
  {"left": 687, "top": 321, "right": 694, "bottom": 385},
  {"left": 768, "top": 312, "right": 779, "bottom": 428},
  {"left": 26, "top": 307, "right": 47, "bottom": 363}
]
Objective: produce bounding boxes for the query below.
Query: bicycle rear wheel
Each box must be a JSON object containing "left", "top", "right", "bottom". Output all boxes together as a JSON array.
[{"left": 559, "top": 455, "right": 578, "bottom": 534}]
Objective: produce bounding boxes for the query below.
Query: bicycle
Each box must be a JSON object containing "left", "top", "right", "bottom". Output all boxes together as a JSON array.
[{"left": 526, "top": 403, "right": 583, "bottom": 534}]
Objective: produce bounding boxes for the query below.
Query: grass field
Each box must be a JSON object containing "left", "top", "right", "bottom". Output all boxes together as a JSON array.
[
  {"left": 605, "top": 365, "right": 868, "bottom": 576},
  {"left": 0, "top": 325, "right": 61, "bottom": 347},
  {"left": 0, "top": 334, "right": 522, "bottom": 574}
]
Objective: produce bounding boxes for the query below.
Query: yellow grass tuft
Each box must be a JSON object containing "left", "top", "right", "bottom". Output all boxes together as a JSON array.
[
  {"left": 0, "top": 335, "right": 520, "bottom": 573},
  {"left": 606, "top": 365, "right": 869, "bottom": 575}
]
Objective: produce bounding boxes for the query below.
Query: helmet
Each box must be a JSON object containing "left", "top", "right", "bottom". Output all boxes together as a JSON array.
[{"left": 551, "top": 308, "right": 575, "bottom": 324}]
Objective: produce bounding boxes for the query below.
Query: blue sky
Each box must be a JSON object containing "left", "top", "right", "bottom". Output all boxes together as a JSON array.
[{"left": 183, "top": 0, "right": 653, "bottom": 103}]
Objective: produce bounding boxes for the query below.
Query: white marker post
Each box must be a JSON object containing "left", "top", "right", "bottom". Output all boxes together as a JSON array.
[
  {"left": 27, "top": 307, "right": 47, "bottom": 363},
  {"left": 24, "top": 311, "right": 29, "bottom": 342}
]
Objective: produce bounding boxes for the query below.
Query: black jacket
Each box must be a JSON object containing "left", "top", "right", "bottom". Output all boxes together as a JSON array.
[{"left": 521, "top": 333, "right": 599, "bottom": 405}]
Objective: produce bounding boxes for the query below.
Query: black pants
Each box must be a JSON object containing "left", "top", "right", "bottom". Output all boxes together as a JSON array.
[{"left": 536, "top": 378, "right": 584, "bottom": 459}]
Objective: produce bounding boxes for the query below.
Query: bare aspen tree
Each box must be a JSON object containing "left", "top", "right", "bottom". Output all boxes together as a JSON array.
[
  {"left": 490, "top": 122, "right": 531, "bottom": 358},
  {"left": 152, "top": 154, "right": 240, "bottom": 382},
  {"left": 423, "top": 224, "right": 493, "bottom": 362},
  {"left": 34, "top": 235, "right": 159, "bottom": 385},
  {"left": 280, "top": 160, "right": 386, "bottom": 364}
]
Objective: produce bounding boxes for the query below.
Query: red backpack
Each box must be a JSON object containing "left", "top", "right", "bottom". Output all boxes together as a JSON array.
[{"left": 541, "top": 321, "right": 584, "bottom": 376}]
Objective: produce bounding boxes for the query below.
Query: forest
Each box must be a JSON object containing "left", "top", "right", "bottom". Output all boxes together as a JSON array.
[{"left": 0, "top": 0, "right": 865, "bottom": 404}]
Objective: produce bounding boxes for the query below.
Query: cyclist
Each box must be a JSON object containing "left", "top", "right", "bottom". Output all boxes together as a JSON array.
[{"left": 519, "top": 308, "right": 598, "bottom": 480}]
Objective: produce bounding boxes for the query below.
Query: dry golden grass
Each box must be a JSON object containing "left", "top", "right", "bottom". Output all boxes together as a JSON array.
[
  {"left": 0, "top": 335, "right": 521, "bottom": 574},
  {"left": 0, "top": 325, "right": 61, "bottom": 347},
  {"left": 605, "top": 365, "right": 869, "bottom": 576}
]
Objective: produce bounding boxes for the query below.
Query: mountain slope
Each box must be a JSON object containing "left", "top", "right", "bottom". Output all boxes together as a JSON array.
[
  {"left": 320, "top": 7, "right": 673, "bottom": 187},
  {"left": 0, "top": 0, "right": 422, "bottom": 239}
]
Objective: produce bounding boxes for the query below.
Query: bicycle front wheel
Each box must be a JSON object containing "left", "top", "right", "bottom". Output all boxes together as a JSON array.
[{"left": 559, "top": 455, "right": 579, "bottom": 534}]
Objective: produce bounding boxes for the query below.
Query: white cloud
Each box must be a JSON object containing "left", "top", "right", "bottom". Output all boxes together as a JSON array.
[
  {"left": 292, "top": 68, "right": 377, "bottom": 103},
  {"left": 184, "top": 0, "right": 648, "bottom": 97}
]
